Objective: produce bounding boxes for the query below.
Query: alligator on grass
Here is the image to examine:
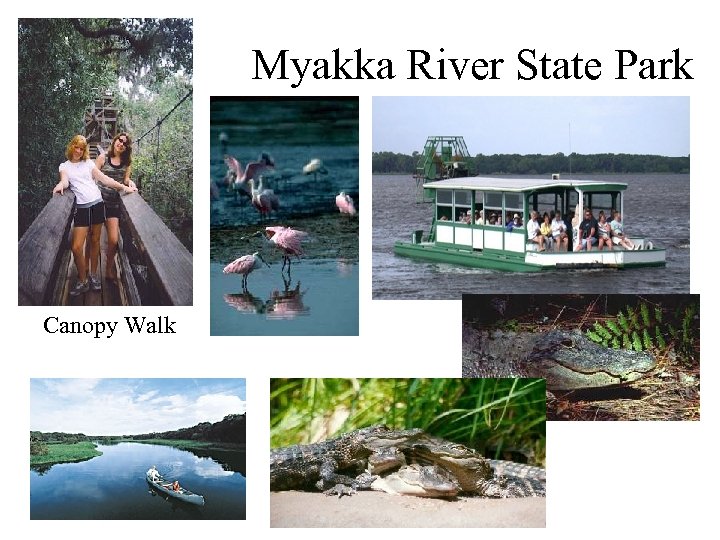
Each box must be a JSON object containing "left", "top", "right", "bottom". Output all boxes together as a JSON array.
[
  {"left": 462, "top": 325, "right": 657, "bottom": 392},
  {"left": 270, "top": 425, "right": 545, "bottom": 499}
]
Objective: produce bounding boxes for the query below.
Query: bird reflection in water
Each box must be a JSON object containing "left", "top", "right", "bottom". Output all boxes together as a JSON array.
[
  {"left": 266, "top": 275, "right": 309, "bottom": 320},
  {"left": 223, "top": 291, "right": 268, "bottom": 314},
  {"left": 336, "top": 258, "right": 354, "bottom": 277},
  {"left": 223, "top": 274, "right": 309, "bottom": 319}
]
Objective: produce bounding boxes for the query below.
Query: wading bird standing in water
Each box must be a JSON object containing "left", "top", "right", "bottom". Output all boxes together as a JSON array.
[
  {"left": 223, "top": 251, "right": 270, "bottom": 291},
  {"left": 302, "top": 158, "right": 328, "bottom": 180},
  {"left": 335, "top": 192, "right": 356, "bottom": 215},
  {"left": 248, "top": 177, "right": 280, "bottom": 218},
  {"left": 225, "top": 153, "right": 275, "bottom": 198},
  {"left": 255, "top": 226, "right": 308, "bottom": 273}
]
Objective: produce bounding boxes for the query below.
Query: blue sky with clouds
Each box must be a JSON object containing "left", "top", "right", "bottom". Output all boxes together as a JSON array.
[
  {"left": 30, "top": 379, "right": 246, "bottom": 435},
  {"left": 372, "top": 97, "right": 689, "bottom": 157}
]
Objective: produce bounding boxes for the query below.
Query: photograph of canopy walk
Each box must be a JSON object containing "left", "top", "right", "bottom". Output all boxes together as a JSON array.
[{"left": 18, "top": 19, "right": 193, "bottom": 306}]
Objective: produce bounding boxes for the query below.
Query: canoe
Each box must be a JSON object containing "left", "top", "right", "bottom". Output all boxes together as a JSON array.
[{"left": 146, "top": 472, "right": 205, "bottom": 506}]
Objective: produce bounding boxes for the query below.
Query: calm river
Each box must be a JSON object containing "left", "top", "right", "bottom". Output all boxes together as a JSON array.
[
  {"left": 30, "top": 442, "right": 246, "bottom": 519},
  {"left": 373, "top": 174, "right": 690, "bottom": 299}
]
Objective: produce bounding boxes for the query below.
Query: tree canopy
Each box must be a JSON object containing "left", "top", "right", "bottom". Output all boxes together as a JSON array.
[{"left": 18, "top": 18, "right": 193, "bottom": 241}]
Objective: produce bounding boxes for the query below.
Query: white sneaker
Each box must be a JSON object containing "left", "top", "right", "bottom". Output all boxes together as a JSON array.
[
  {"left": 69, "top": 280, "right": 89, "bottom": 296},
  {"left": 89, "top": 275, "right": 102, "bottom": 291}
]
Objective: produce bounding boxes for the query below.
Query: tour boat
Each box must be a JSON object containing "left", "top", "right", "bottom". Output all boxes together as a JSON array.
[{"left": 394, "top": 176, "right": 665, "bottom": 272}]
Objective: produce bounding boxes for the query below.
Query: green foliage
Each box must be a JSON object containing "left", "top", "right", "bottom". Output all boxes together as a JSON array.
[
  {"left": 677, "top": 304, "right": 698, "bottom": 360},
  {"left": 617, "top": 311, "right": 631, "bottom": 333},
  {"left": 586, "top": 301, "right": 672, "bottom": 352},
  {"left": 640, "top": 303, "right": 651, "bottom": 327},
  {"left": 606, "top": 320, "right": 622, "bottom": 336},
  {"left": 642, "top": 329, "right": 653, "bottom": 350},
  {"left": 270, "top": 378, "right": 546, "bottom": 465},
  {"left": 655, "top": 326, "right": 666, "bottom": 349},
  {"left": 18, "top": 18, "right": 193, "bottom": 239},
  {"left": 30, "top": 433, "right": 48, "bottom": 456},
  {"left": 500, "top": 319, "right": 519, "bottom": 331},
  {"left": 594, "top": 322, "right": 612, "bottom": 341},
  {"left": 372, "top": 151, "right": 690, "bottom": 175},
  {"left": 120, "top": 76, "right": 193, "bottom": 251},
  {"left": 586, "top": 330, "right": 603, "bottom": 344},
  {"left": 29, "top": 441, "right": 102, "bottom": 466}
]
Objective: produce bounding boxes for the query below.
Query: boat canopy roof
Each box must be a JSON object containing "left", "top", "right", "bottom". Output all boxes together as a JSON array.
[{"left": 423, "top": 177, "right": 628, "bottom": 192}]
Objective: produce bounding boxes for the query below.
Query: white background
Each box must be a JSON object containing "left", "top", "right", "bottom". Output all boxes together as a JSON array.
[{"left": 5, "top": 1, "right": 717, "bottom": 536}]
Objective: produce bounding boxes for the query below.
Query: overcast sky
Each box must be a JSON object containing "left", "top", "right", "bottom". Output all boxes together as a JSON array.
[
  {"left": 30, "top": 379, "right": 246, "bottom": 436},
  {"left": 372, "top": 96, "right": 689, "bottom": 157}
]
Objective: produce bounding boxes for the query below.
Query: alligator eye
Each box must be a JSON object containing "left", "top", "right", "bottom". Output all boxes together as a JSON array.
[{"left": 561, "top": 338, "right": 573, "bottom": 347}]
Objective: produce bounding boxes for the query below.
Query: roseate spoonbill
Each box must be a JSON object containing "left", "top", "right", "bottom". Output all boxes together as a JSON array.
[
  {"left": 248, "top": 177, "right": 280, "bottom": 218},
  {"left": 303, "top": 158, "right": 328, "bottom": 180},
  {"left": 225, "top": 153, "right": 275, "bottom": 198},
  {"left": 335, "top": 192, "right": 356, "bottom": 215},
  {"left": 223, "top": 251, "right": 270, "bottom": 290},
  {"left": 255, "top": 226, "right": 308, "bottom": 272}
]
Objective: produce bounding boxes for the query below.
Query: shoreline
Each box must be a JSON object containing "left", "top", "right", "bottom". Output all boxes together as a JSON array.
[{"left": 30, "top": 441, "right": 102, "bottom": 467}]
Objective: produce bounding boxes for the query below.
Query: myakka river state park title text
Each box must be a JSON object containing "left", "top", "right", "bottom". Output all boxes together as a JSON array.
[{"left": 252, "top": 48, "right": 693, "bottom": 88}]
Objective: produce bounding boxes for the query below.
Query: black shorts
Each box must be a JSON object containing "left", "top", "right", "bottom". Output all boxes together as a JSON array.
[
  {"left": 105, "top": 203, "right": 122, "bottom": 219},
  {"left": 73, "top": 201, "right": 106, "bottom": 227},
  {"left": 101, "top": 191, "right": 122, "bottom": 219}
]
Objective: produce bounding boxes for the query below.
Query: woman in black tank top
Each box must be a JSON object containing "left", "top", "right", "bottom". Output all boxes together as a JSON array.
[{"left": 92, "top": 132, "right": 136, "bottom": 282}]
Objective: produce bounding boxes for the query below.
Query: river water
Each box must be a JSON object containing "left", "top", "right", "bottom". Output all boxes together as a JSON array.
[
  {"left": 372, "top": 174, "right": 690, "bottom": 299},
  {"left": 30, "top": 442, "right": 246, "bottom": 519}
]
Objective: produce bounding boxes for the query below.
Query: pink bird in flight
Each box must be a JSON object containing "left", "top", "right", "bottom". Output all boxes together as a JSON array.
[{"left": 224, "top": 153, "right": 275, "bottom": 198}]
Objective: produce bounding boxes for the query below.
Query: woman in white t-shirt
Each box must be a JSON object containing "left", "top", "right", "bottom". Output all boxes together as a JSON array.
[{"left": 52, "top": 135, "right": 137, "bottom": 296}]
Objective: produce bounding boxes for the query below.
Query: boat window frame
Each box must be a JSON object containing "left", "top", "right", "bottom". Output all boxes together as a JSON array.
[
  {"left": 454, "top": 189, "right": 472, "bottom": 222},
  {"left": 483, "top": 192, "right": 504, "bottom": 227},
  {"left": 582, "top": 192, "right": 620, "bottom": 222},
  {"left": 504, "top": 192, "right": 525, "bottom": 230},
  {"left": 436, "top": 189, "right": 453, "bottom": 222}
]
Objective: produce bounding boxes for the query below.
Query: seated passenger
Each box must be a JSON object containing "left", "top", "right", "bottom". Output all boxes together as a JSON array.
[
  {"left": 597, "top": 211, "right": 613, "bottom": 250},
  {"left": 526, "top": 211, "right": 546, "bottom": 251},
  {"left": 474, "top": 210, "right": 483, "bottom": 224},
  {"left": 506, "top": 213, "right": 522, "bottom": 231},
  {"left": 147, "top": 466, "right": 160, "bottom": 482},
  {"left": 610, "top": 211, "right": 636, "bottom": 249},
  {"left": 551, "top": 211, "right": 568, "bottom": 251},
  {"left": 540, "top": 213, "right": 553, "bottom": 251},
  {"left": 172, "top": 480, "right": 181, "bottom": 492},
  {"left": 575, "top": 208, "right": 598, "bottom": 251},
  {"left": 488, "top": 213, "right": 498, "bottom": 225}
]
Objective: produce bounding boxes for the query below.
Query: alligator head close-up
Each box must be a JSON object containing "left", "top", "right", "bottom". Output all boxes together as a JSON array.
[{"left": 523, "top": 330, "right": 658, "bottom": 391}]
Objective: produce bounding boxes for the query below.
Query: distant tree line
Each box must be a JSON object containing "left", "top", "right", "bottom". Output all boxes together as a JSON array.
[
  {"left": 372, "top": 151, "right": 690, "bottom": 175},
  {"left": 30, "top": 413, "right": 246, "bottom": 447},
  {"left": 128, "top": 413, "right": 246, "bottom": 444}
]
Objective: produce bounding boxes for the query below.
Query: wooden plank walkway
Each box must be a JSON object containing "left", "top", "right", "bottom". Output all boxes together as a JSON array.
[{"left": 62, "top": 228, "right": 123, "bottom": 306}]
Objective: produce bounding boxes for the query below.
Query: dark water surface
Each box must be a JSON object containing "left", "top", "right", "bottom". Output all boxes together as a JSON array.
[
  {"left": 30, "top": 443, "right": 246, "bottom": 520},
  {"left": 373, "top": 174, "right": 690, "bottom": 299},
  {"left": 210, "top": 99, "right": 359, "bottom": 334}
]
